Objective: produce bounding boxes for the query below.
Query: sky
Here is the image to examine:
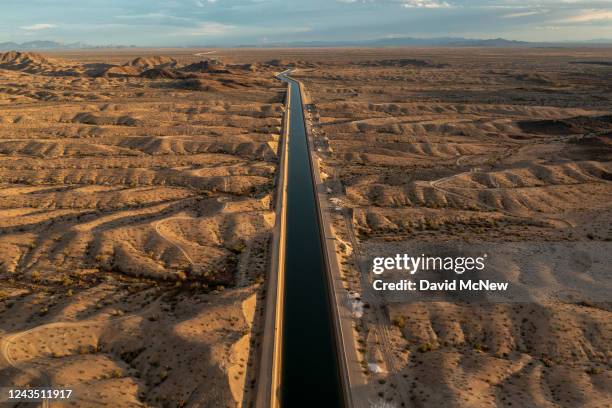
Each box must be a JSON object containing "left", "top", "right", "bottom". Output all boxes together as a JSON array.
[{"left": 1, "top": 0, "right": 612, "bottom": 46}]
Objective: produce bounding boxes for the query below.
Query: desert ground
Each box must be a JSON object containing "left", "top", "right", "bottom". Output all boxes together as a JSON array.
[
  {"left": 0, "top": 46, "right": 611, "bottom": 408},
  {"left": 293, "top": 48, "right": 612, "bottom": 407},
  {"left": 0, "top": 49, "right": 286, "bottom": 407}
]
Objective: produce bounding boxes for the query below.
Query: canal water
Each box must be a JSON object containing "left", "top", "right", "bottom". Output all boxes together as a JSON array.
[{"left": 279, "top": 74, "right": 343, "bottom": 407}]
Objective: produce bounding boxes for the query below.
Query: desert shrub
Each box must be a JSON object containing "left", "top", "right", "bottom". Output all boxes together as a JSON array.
[
  {"left": 229, "top": 240, "right": 246, "bottom": 254},
  {"left": 393, "top": 316, "right": 406, "bottom": 329},
  {"left": 417, "top": 343, "right": 433, "bottom": 353},
  {"left": 586, "top": 367, "right": 602, "bottom": 375}
]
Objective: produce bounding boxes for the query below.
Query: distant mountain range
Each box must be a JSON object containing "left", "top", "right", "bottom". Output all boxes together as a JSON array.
[
  {"left": 0, "top": 41, "right": 134, "bottom": 51},
  {"left": 250, "top": 36, "right": 612, "bottom": 48},
  {"left": 1, "top": 37, "right": 611, "bottom": 51},
  {"left": 254, "top": 37, "right": 533, "bottom": 48}
]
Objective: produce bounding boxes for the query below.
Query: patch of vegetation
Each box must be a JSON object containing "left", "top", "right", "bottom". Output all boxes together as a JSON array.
[
  {"left": 392, "top": 316, "right": 406, "bottom": 329},
  {"left": 417, "top": 342, "right": 434, "bottom": 353}
]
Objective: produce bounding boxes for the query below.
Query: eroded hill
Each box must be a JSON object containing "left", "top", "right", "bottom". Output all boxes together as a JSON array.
[
  {"left": 295, "top": 48, "right": 612, "bottom": 407},
  {"left": 0, "top": 51, "right": 285, "bottom": 407}
]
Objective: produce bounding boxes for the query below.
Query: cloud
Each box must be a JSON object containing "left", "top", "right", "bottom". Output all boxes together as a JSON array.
[
  {"left": 179, "top": 21, "right": 235, "bottom": 36},
  {"left": 402, "top": 0, "right": 451, "bottom": 9},
  {"left": 503, "top": 11, "right": 544, "bottom": 18},
  {"left": 20, "top": 23, "right": 56, "bottom": 31},
  {"left": 115, "top": 13, "right": 190, "bottom": 21},
  {"left": 559, "top": 10, "right": 612, "bottom": 23}
]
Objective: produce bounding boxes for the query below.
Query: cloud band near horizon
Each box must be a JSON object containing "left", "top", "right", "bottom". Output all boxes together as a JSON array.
[{"left": 1, "top": 0, "right": 611, "bottom": 46}]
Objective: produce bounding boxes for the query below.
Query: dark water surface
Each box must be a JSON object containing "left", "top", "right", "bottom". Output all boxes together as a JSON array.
[{"left": 279, "top": 75, "right": 343, "bottom": 407}]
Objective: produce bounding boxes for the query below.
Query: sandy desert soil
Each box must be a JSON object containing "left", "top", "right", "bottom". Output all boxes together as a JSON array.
[
  {"left": 0, "top": 50, "right": 286, "bottom": 407},
  {"left": 294, "top": 48, "right": 612, "bottom": 407}
]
